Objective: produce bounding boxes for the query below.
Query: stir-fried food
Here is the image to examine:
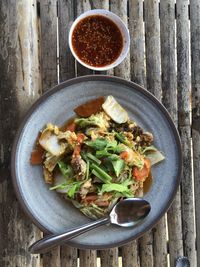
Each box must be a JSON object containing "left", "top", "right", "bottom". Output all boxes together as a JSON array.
[{"left": 31, "top": 96, "right": 165, "bottom": 219}]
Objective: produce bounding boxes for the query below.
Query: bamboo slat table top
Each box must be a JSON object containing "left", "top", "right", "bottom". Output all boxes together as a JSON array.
[{"left": 0, "top": 0, "right": 200, "bottom": 266}]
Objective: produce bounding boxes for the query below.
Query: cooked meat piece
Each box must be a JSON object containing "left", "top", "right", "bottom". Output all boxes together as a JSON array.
[
  {"left": 43, "top": 167, "right": 54, "bottom": 184},
  {"left": 108, "top": 121, "right": 130, "bottom": 132},
  {"left": 71, "top": 156, "right": 86, "bottom": 180},
  {"left": 141, "top": 132, "right": 153, "bottom": 143},
  {"left": 74, "top": 97, "right": 105, "bottom": 117},
  {"left": 80, "top": 179, "right": 95, "bottom": 199},
  {"left": 131, "top": 125, "right": 143, "bottom": 137}
]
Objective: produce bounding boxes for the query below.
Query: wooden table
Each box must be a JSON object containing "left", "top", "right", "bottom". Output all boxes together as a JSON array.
[{"left": 0, "top": 0, "right": 199, "bottom": 266}]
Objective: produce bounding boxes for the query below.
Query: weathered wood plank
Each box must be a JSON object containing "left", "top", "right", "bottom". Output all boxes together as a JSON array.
[
  {"left": 129, "top": 1, "right": 155, "bottom": 266},
  {"left": 91, "top": 0, "right": 109, "bottom": 10},
  {"left": 160, "top": 0, "right": 184, "bottom": 266},
  {"left": 57, "top": 1, "right": 78, "bottom": 265},
  {"left": 58, "top": 0, "right": 75, "bottom": 82},
  {"left": 75, "top": 1, "right": 96, "bottom": 266},
  {"left": 110, "top": 2, "right": 139, "bottom": 267},
  {"left": 75, "top": 0, "right": 93, "bottom": 76},
  {"left": 40, "top": 0, "right": 58, "bottom": 91},
  {"left": 73, "top": 1, "right": 96, "bottom": 266},
  {"left": 121, "top": 242, "right": 140, "bottom": 267},
  {"left": 110, "top": 0, "right": 130, "bottom": 79},
  {"left": 144, "top": 1, "right": 167, "bottom": 266},
  {"left": 191, "top": 0, "right": 200, "bottom": 266},
  {"left": 39, "top": 1, "right": 60, "bottom": 265},
  {"left": 110, "top": 1, "right": 133, "bottom": 265},
  {"left": 177, "top": 0, "right": 196, "bottom": 265},
  {"left": 177, "top": 0, "right": 190, "bottom": 128},
  {"left": 144, "top": 0, "right": 161, "bottom": 100},
  {"left": 160, "top": 0, "right": 177, "bottom": 123},
  {"left": 79, "top": 249, "right": 97, "bottom": 267},
  {"left": 138, "top": 233, "right": 153, "bottom": 267},
  {"left": 129, "top": 0, "right": 146, "bottom": 86},
  {"left": 42, "top": 248, "right": 61, "bottom": 267},
  {"left": 179, "top": 126, "right": 195, "bottom": 261},
  {"left": 100, "top": 248, "right": 119, "bottom": 267},
  {"left": 152, "top": 219, "right": 167, "bottom": 267},
  {"left": 0, "top": 0, "right": 41, "bottom": 266},
  {"left": 60, "top": 245, "right": 77, "bottom": 267}
]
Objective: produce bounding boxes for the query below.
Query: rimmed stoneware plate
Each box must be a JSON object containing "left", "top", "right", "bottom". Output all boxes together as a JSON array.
[{"left": 11, "top": 75, "right": 182, "bottom": 249}]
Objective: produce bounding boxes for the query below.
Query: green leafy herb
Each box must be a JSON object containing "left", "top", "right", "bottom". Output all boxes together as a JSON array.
[
  {"left": 85, "top": 138, "right": 123, "bottom": 154},
  {"left": 58, "top": 161, "right": 72, "bottom": 177},
  {"left": 92, "top": 169, "right": 106, "bottom": 182},
  {"left": 106, "top": 140, "right": 118, "bottom": 150},
  {"left": 111, "top": 159, "right": 125, "bottom": 177},
  {"left": 75, "top": 113, "right": 108, "bottom": 129},
  {"left": 85, "top": 138, "right": 108, "bottom": 150},
  {"left": 86, "top": 160, "right": 90, "bottom": 180},
  {"left": 67, "top": 182, "right": 82, "bottom": 198},
  {"left": 91, "top": 163, "right": 112, "bottom": 183},
  {"left": 96, "top": 149, "right": 112, "bottom": 158},
  {"left": 86, "top": 152, "right": 101, "bottom": 165},
  {"left": 50, "top": 178, "right": 82, "bottom": 199},
  {"left": 107, "top": 154, "right": 119, "bottom": 161},
  {"left": 115, "top": 132, "right": 126, "bottom": 143},
  {"left": 115, "top": 132, "right": 130, "bottom": 146},
  {"left": 114, "top": 191, "right": 134, "bottom": 198},
  {"left": 49, "top": 183, "right": 68, "bottom": 191},
  {"left": 106, "top": 154, "right": 125, "bottom": 177},
  {"left": 80, "top": 151, "right": 88, "bottom": 162},
  {"left": 99, "top": 183, "right": 132, "bottom": 195}
]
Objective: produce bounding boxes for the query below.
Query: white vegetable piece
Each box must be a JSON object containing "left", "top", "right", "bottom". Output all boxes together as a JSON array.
[
  {"left": 39, "top": 129, "right": 65, "bottom": 156},
  {"left": 146, "top": 150, "right": 165, "bottom": 165},
  {"left": 54, "top": 172, "right": 68, "bottom": 193},
  {"left": 102, "top": 95, "right": 129, "bottom": 124}
]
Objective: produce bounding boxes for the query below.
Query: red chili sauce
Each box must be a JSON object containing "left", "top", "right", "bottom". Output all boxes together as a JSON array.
[{"left": 72, "top": 15, "right": 123, "bottom": 67}]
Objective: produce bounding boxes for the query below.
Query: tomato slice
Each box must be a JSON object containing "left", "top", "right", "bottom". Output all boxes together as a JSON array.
[
  {"left": 30, "top": 144, "right": 44, "bottom": 165},
  {"left": 65, "top": 122, "right": 76, "bottom": 132},
  {"left": 77, "top": 133, "right": 85, "bottom": 144},
  {"left": 82, "top": 194, "right": 98, "bottom": 203},
  {"left": 120, "top": 151, "right": 129, "bottom": 160},
  {"left": 132, "top": 158, "right": 151, "bottom": 181},
  {"left": 72, "top": 145, "right": 81, "bottom": 158}
]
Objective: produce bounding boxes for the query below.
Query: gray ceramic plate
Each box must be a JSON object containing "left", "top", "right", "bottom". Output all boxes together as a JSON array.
[{"left": 11, "top": 75, "right": 182, "bottom": 249}]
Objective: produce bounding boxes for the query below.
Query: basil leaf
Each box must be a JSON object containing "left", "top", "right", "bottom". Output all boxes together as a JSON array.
[
  {"left": 96, "top": 149, "right": 112, "bottom": 158},
  {"left": 111, "top": 159, "right": 125, "bottom": 177},
  {"left": 99, "top": 183, "right": 132, "bottom": 195},
  {"left": 85, "top": 138, "right": 108, "bottom": 150}
]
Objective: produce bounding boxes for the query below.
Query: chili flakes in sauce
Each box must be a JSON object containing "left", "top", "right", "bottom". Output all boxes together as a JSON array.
[{"left": 72, "top": 15, "right": 123, "bottom": 67}]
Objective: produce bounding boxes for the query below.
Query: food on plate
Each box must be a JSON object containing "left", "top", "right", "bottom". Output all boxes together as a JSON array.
[
  {"left": 31, "top": 96, "right": 165, "bottom": 219},
  {"left": 74, "top": 96, "right": 105, "bottom": 117}
]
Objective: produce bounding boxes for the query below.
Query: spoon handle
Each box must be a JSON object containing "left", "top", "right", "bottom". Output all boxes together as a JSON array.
[{"left": 29, "top": 217, "right": 110, "bottom": 254}]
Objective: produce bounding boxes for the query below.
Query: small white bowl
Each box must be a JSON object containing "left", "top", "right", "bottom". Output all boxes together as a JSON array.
[{"left": 68, "top": 9, "right": 130, "bottom": 71}]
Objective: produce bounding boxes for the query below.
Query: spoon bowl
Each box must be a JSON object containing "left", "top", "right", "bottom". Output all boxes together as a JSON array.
[
  {"left": 110, "top": 198, "right": 151, "bottom": 227},
  {"left": 29, "top": 198, "right": 150, "bottom": 254}
]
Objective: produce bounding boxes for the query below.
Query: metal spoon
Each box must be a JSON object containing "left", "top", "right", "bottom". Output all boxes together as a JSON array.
[
  {"left": 175, "top": 257, "right": 190, "bottom": 267},
  {"left": 29, "top": 198, "right": 151, "bottom": 254}
]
